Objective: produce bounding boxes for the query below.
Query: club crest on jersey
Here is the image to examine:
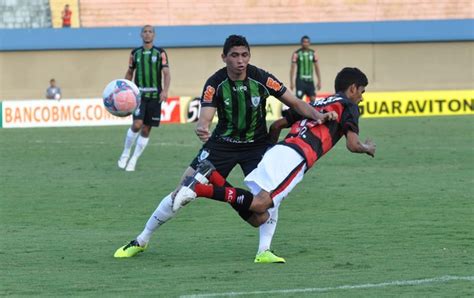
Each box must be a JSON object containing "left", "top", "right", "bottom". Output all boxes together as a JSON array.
[
  {"left": 151, "top": 56, "right": 157, "bottom": 63},
  {"left": 251, "top": 96, "right": 260, "bottom": 107},
  {"left": 198, "top": 149, "right": 210, "bottom": 162}
]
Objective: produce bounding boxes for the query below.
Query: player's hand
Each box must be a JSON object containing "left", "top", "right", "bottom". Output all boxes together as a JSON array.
[
  {"left": 364, "top": 138, "right": 376, "bottom": 157},
  {"left": 159, "top": 91, "right": 168, "bottom": 103},
  {"left": 195, "top": 126, "right": 211, "bottom": 142},
  {"left": 316, "top": 81, "right": 321, "bottom": 91},
  {"left": 321, "top": 111, "right": 338, "bottom": 123}
]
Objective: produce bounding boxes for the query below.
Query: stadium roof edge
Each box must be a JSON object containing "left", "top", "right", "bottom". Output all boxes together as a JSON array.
[{"left": 0, "top": 19, "right": 473, "bottom": 51}]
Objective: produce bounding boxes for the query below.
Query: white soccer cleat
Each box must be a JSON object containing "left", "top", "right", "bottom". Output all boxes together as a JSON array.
[
  {"left": 172, "top": 186, "right": 197, "bottom": 212},
  {"left": 125, "top": 157, "right": 137, "bottom": 171},
  {"left": 171, "top": 160, "right": 216, "bottom": 212},
  {"left": 118, "top": 155, "right": 129, "bottom": 169}
]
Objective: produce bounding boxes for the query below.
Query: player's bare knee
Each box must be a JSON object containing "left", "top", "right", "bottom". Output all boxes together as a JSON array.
[
  {"left": 141, "top": 126, "right": 151, "bottom": 137},
  {"left": 251, "top": 192, "right": 272, "bottom": 213},
  {"left": 131, "top": 122, "right": 142, "bottom": 132},
  {"left": 247, "top": 212, "right": 269, "bottom": 227}
]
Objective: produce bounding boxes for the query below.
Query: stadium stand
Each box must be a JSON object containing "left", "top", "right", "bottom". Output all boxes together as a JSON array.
[
  {"left": 78, "top": 0, "right": 473, "bottom": 27},
  {"left": 0, "top": 0, "right": 51, "bottom": 28},
  {"left": 49, "top": 0, "right": 80, "bottom": 28}
]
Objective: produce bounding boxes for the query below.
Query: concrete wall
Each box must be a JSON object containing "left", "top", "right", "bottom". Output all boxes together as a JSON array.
[
  {"left": 79, "top": 0, "right": 474, "bottom": 27},
  {"left": 0, "top": 42, "right": 472, "bottom": 100}
]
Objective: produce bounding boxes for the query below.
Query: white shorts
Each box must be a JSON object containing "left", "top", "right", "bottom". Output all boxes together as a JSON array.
[{"left": 244, "top": 144, "right": 307, "bottom": 206}]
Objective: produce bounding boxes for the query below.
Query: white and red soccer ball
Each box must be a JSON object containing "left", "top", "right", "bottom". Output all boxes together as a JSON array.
[{"left": 102, "top": 79, "right": 140, "bottom": 117}]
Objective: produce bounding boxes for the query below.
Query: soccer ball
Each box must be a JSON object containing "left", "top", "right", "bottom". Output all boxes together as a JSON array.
[{"left": 102, "top": 79, "right": 140, "bottom": 117}]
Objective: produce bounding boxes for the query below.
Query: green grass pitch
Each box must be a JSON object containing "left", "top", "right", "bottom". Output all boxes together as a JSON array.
[{"left": 1, "top": 116, "right": 473, "bottom": 296}]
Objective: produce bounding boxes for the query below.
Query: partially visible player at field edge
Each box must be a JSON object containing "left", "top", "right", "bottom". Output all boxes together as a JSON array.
[
  {"left": 174, "top": 68, "right": 376, "bottom": 244},
  {"left": 290, "top": 35, "right": 321, "bottom": 104},
  {"left": 117, "top": 25, "right": 170, "bottom": 171},
  {"left": 114, "top": 35, "right": 331, "bottom": 263}
]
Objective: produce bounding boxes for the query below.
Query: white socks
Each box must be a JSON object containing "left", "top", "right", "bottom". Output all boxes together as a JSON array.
[
  {"left": 131, "top": 135, "right": 149, "bottom": 160},
  {"left": 132, "top": 136, "right": 150, "bottom": 160},
  {"left": 257, "top": 204, "right": 279, "bottom": 253},
  {"left": 121, "top": 128, "right": 138, "bottom": 157},
  {"left": 136, "top": 193, "right": 175, "bottom": 246}
]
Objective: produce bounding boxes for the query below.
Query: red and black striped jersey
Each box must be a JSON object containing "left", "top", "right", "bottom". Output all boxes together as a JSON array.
[{"left": 281, "top": 93, "right": 360, "bottom": 168}]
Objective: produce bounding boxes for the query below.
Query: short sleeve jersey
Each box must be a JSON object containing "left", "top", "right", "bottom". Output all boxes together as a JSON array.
[
  {"left": 200, "top": 64, "right": 287, "bottom": 147},
  {"left": 281, "top": 93, "right": 360, "bottom": 168},
  {"left": 292, "top": 48, "right": 318, "bottom": 82},
  {"left": 129, "top": 46, "right": 169, "bottom": 100}
]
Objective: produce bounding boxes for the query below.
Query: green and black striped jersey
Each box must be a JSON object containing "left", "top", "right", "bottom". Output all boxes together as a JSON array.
[
  {"left": 201, "top": 64, "right": 287, "bottom": 147},
  {"left": 292, "top": 48, "right": 317, "bottom": 82},
  {"left": 129, "top": 46, "right": 169, "bottom": 100}
]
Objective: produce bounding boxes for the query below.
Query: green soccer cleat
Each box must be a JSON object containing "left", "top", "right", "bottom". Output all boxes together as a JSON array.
[
  {"left": 114, "top": 240, "right": 147, "bottom": 258},
  {"left": 254, "top": 250, "right": 286, "bottom": 264}
]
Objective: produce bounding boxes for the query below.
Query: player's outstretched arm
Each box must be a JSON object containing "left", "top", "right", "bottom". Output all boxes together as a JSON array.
[
  {"left": 346, "top": 130, "right": 376, "bottom": 157},
  {"left": 278, "top": 89, "right": 330, "bottom": 124},
  {"left": 195, "top": 107, "right": 216, "bottom": 142}
]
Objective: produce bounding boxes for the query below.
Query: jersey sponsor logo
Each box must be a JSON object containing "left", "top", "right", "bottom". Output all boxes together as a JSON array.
[
  {"left": 203, "top": 86, "right": 215, "bottom": 103},
  {"left": 226, "top": 189, "right": 235, "bottom": 203},
  {"left": 232, "top": 85, "right": 247, "bottom": 92},
  {"left": 139, "top": 87, "right": 158, "bottom": 92},
  {"left": 314, "top": 96, "right": 343, "bottom": 106},
  {"left": 251, "top": 96, "right": 261, "bottom": 107},
  {"left": 151, "top": 56, "right": 157, "bottom": 63},
  {"left": 266, "top": 77, "right": 282, "bottom": 92},
  {"left": 198, "top": 149, "right": 210, "bottom": 162}
]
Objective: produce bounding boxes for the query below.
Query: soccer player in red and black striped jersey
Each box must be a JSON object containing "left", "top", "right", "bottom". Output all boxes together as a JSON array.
[{"left": 173, "top": 68, "right": 376, "bottom": 247}]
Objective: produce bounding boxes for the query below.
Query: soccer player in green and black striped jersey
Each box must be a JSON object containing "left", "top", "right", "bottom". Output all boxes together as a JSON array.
[
  {"left": 290, "top": 35, "right": 322, "bottom": 104},
  {"left": 114, "top": 35, "right": 326, "bottom": 263},
  {"left": 117, "top": 25, "right": 170, "bottom": 171}
]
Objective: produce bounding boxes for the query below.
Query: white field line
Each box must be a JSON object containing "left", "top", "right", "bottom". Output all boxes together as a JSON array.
[{"left": 180, "top": 275, "right": 474, "bottom": 298}]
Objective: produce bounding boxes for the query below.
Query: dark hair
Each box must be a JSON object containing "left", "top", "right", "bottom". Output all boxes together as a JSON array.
[
  {"left": 334, "top": 67, "right": 368, "bottom": 93},
  {"left": 301, "top": 35, "right": 310, "bottom": 43},
  {"left": 141, "top": 25, "right": 155, "bottom": 33},
  {"left": 223, "top": 35, "right": 250, "bottom": 56}
]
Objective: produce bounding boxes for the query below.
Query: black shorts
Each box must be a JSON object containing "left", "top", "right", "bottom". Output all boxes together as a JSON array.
[
  {"left": 133, "top": 98, "right": 162, "bottom": 127},
  {"left": 190, "top": 143, "right": 269, "bottom": 178},
  {"left": 190, "top": 141, "right": 271, "bottom": 221},
  {"left": 295, "top": 79, "right": 316, "bottom": 99}
]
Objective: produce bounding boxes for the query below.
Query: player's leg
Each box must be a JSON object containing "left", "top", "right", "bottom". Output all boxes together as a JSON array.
[
  {"left": 175, "top": 145, "right": 306, "bottom": 214},
  {"left": 238, "top": 146, "right": 284, "bottom": 262},
  {"left": 118, "top": 118, "right": 142, "bottom": 169},
  {"left": 295, "top": 79, "right": 305, "bottom": 100},
  {"left": 126, "top": 100, "right": 161, "bottom": 171},
  {"left": 114, "top": 166, "right": 195, "bottom": 258},
  {"left": 115, "top": 146, "right": 235, "bottom": 258},
  {"left": 305, "top": 80, "right": 317, "bottom": 105}
]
